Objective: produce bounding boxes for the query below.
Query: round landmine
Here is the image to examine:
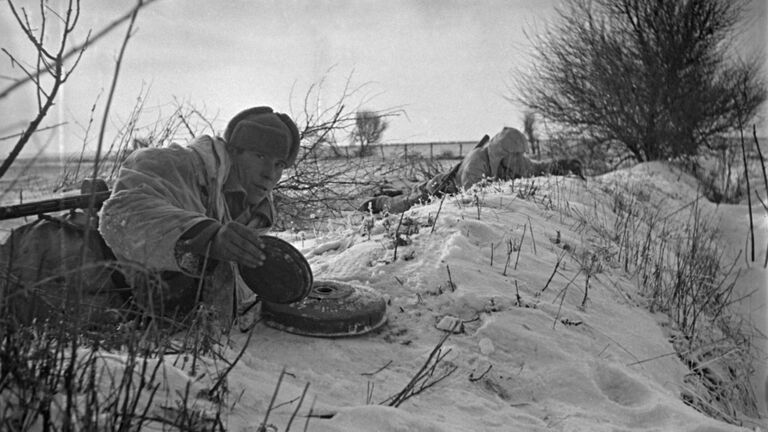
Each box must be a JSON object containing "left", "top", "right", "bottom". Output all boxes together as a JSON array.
[
  {"left": 261, "top": 280, "right": 387, "bottom": 337},
  {"left": 238, "top": 236, "right": 313, "bottom": 304}
]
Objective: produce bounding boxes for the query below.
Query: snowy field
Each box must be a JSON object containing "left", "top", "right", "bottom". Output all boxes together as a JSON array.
[{"left": 49, "top": 162, "right": 764, "bottom": 431}]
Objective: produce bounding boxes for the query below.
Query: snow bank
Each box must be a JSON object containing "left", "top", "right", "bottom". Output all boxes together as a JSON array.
[
  {"left": 216, "top": 163, "right": 760, "bottom": 431},
  {"left": 36, "top": 162, "right": 762, "bottom": 431}
]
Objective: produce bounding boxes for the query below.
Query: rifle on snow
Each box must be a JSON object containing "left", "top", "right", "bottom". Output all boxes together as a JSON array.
[{"left": 0, "top": 178, "right": 111, "bottom": 221}]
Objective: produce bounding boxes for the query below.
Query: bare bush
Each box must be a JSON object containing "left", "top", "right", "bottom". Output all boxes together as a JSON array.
[
  {"left": 523, "top": 111, "right": 540, "bottom": 157},
  {"left": 516, "top": 0, "right": 767, "bottom": 162},
  {"left": 56, "top": 95, "right": 221, "bottom": 193},
  {"left": 55, "top": 71, "right": 409, "bottom": 231},
  {"left": 571, "top": 180, "right": 756, "bottom": 420},
  {"left": 274, "top": 74, "right": 405, "bottom": 229}
]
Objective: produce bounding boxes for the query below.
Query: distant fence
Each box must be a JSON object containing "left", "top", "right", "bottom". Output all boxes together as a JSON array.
[
  {"left": 330, "top": 141, "right": 477, "bottom": 160},
  {"left": 329, "top": 138, "right": 567, "bottom": 160},
  {"left": 343, "top": 136, "right": 768, "bottom": 162}
]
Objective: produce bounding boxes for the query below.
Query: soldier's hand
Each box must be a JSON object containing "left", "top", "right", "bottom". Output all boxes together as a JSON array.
[{"left": 209, "top": 221, "right": 266, "bottom": 267}]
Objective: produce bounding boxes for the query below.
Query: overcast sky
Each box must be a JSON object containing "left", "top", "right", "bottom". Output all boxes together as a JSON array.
[{"left": 1, "top": 0, "right": 766, "bottom": 157}]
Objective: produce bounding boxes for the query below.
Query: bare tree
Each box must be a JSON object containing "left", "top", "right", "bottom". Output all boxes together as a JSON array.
[
  {"left": 1, "top": 1, "right": 160, "bottom": 183},
  {"left": 0, "top": 0, "right": 89, "bottom": 179},
  {"left": 0, "top": 0, "right": 160, "bottom": 100},
  {"left": 515, "top": 0, "right": 766, "bottom": 162},
  {"left": 351, "top": 110, "right": 389, "bottom": 157},
  {"left": 523, "top": 110, "right": 540, "bottom": 157}
]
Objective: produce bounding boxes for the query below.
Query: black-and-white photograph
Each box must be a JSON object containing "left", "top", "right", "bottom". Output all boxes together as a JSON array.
[{"left": 1, "top": 1, "right": 766, "bottom": 430}]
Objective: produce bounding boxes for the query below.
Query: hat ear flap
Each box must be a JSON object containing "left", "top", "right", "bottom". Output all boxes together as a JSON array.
[
  {"left": 224, "top": 106, "right": 274, "bottom": 142},
  {"left": 275, "top": 112, "right": 301, "bottom": 166}
]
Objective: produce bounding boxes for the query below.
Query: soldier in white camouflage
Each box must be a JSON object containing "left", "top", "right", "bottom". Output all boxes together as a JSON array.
[{"left": 359, "top": 127, "right": 585, "bottom": 214}]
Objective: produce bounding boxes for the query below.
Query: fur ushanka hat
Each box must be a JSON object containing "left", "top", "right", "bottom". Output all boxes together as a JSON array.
[{"left": 224, "top": 106, "right": 301, "bottom": 166}]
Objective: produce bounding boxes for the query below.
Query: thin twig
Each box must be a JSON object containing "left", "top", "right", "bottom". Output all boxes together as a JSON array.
[
  {"left": 0, "top": 0, "right": 161, "bottom": 99},
  {"left": 0, "top": 122, "right": 66, "bottom": 141},
  {"left": 393, "top": 211, "right": 405, "bottom": 261},
  {"left": 382, "top": 328, "right": 457, "bottom": 407},
  {"left": 365, "top": 381, "right": 375, "bottom": 404},
  {"left": 755, "top": 192, "right": 768, "bottom": 213},
  {"left": 626, "top": 350, "right": 678, "bottom": 367},
  {"left": 739, "top": 123, "right": 755, "bottom": 262},
  {"left": 78, "top": 0, "right": 144, "bottom": 318},
  {"left": 469, "top": 364, "right": 493, "bottom": 382},
  {"left": 514, "top": 224, "right": 527, "bottom": 270},
  {"left": 208, "top": 324, "right": 256, "bottom": 397},
  {"left": 503, "top": 238, "right": 513, "bottom": 276},
  {"left": 303, "top": 396, "right": 316, "bottom": 432},
  {"left": 361, "top": 360, "right": 393, "bottom": 377},
  {"left": 540, "top": 251, "right": 566, "bottom": 295},
  {"left": 527, "top": 216, "right": 537, "bottom": 255},
  {"left": 597, "top": 344, "right": 610, "bottom": 358},
  {"left": 753, "top": 125, "right": 768, "bottom": 197},
  {"left": 430, "top": 193, "right": 447, "bottom": 235},
  {"left": 446, "top": 264, "right": 455, "bottom": 292},
  {"left": 490, "top": 241, "right": 494, "bottom": 266},
  {"left": 581, "top": 273, "right": 590, "bottom": 309},
  {"left": 261, "top": 367, "right": 287, "bottom": 430},
  {"left": 272, "top": 395, "right": 302, "bottom": 411},
  {"left": 552, "top": 268, "right": 582, "bottom": 330}
]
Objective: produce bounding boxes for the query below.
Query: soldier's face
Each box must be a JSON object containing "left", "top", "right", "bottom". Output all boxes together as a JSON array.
[{"left": 232, "top": 140, "right": 290, "bottom": 205}]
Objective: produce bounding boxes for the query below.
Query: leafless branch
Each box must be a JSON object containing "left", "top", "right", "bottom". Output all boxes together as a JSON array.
[
  {"left": 0, "top": 0, "right": 162, "bottom": 99},
  {"left": 0, "top": 0, "right": 82, "bottom": 179},
  {"left": 0, "top": 122, "right": 66, "bottom": 142},
  {"left": 381, "top": 329, "right": 458, "bottom": 407}
]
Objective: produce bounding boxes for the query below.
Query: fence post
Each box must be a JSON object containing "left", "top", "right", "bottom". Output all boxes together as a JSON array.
[
  {"left": 459, "top": 143, "right": 463, "bottom": 157},
  {"left": 430, "top": 143, "right": 434, "bottom": 160}
]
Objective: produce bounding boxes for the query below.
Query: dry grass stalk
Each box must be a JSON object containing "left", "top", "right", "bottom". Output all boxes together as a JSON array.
[
  {"left": 284, "top": 382, "right": 310, "bottom": 432},
  {"left": 392, "top": 211, "right": 406, "bottom": 261},
  {"left": 552, "top": 268, "right": 583, "bottom": 330},
  {"left": 502, "top": 237, "right": 514, "bottom": 276},
  {"left": 382, "top": 329, "right": 458, "bottom": 407},
  {"left": 258, "top": 367, "right": 287, "bottom": 431},
  {"left": 430, "top": 193, "right": 448, "bottom": 235},
  {"left": 490, "top": 241, "right": 495, "bottom": 266},
  {"left": 468, "top": 364, "right": 493, "bottom": 382},
  {"left": 514, "top": 225, "right": 527, "bottom": 271},
  {"left": 539, "top": 251, "right": 566, "bottom": 296},
  {"left": 738, "top": 125, "right": 755, "bottom": 262},
  {"left": 365, "top": 381, "right": 375, "bottom": 405},
  {"left": 303, "top": 396, "right": 316, "bottom": 432},
  {"left": 527, "top": 216, "right": 538, "bottom": 255},
  {"left": 445, "top": 264, "right": 456, "bottom": 292}
]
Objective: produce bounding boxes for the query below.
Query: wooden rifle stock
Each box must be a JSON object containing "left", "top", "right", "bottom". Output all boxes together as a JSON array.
[{"left": 0, "top": 190, "right": 111, "bottom": 221}]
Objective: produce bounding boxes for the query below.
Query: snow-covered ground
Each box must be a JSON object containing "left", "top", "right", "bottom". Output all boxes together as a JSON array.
[{"left": 59, "top": 162, "right": 768, "bottom": 431}]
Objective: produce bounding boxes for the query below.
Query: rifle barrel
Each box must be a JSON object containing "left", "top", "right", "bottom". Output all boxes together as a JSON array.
[{"left": 0, "top": 190, "right": 111, "bottom": 221}]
